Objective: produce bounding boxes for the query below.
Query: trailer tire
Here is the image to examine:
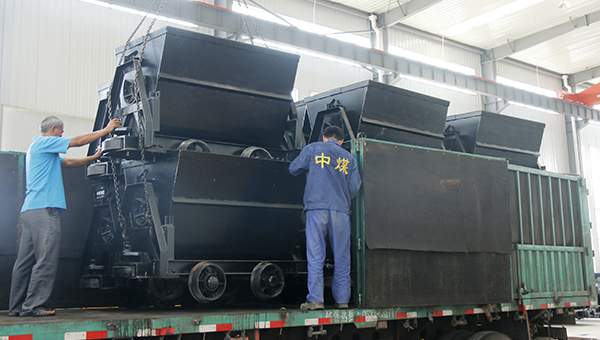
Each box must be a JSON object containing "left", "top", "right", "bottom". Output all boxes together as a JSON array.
[
  {"left": 468, "top": 331, "right": 511, "bottom": 340},
  {"left": 439, "top": 330, "right": 474, "bottom": 340}
]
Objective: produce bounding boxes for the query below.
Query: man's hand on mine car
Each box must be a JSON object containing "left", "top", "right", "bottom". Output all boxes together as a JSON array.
[{"left": 105, "top": 118, "right": 122, "bottom": 133}]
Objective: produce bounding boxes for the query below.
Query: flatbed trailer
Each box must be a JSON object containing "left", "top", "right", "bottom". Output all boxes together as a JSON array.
[
  {"left": 0, "top": 302, "right": 589, "bottom": 340},
  {"left": 0, "top": 296, "right": 595, "bottom": 340}
]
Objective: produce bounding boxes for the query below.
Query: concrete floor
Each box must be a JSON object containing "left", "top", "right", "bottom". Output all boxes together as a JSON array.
[{"left": 567, "top": 318, "right": 600, "bottom": 339}]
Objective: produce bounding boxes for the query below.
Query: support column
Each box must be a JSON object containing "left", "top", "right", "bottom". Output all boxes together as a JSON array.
[
  {"left": 562, "top": 78, "right": 588, "bottom": 176},
  {"left": 368, "top": 17, "right": 379, "bottom": 81},
  {"left": 368, "top": 14, "right": 392, "bottom": 84},
  {"left": 213, "top": 0, "right": 233, "bottom": 38},
  {"left": 565, "top": 116, "right": 583, "bottom": 175},
  {"left": 381, "top": 27, "right": 393, "bottom": 84},
  {"left": 480, "top": 56, "right": 507, "bottom": 113}
]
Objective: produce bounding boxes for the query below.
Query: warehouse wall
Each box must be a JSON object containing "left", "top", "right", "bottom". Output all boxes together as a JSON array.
[
  {"left": 580, "top": 122, "right": 600, "bottom": 271},
  {"left": 283, "top": 51, "right": 372, "bottom": 99},
  {"left": 497, "top": 61, "right": 563, "bottom": 93},
  {"left": 495, "top": 60, "right": 570, "bottom": 173},
  {"left": 0, "top": 106, "right": 94, "bottom": 155},
  {"left": 502, "top": 105, "right": 570, "bottom": 173},
  {"left": 0, "top": 0, "right": 218, "bottom": 156},
  {"left": 386, "top": 27, "right": 484, "bottom": 115},
  {"left": 250, "top": 0, "right": 370, "bottom": 37}
]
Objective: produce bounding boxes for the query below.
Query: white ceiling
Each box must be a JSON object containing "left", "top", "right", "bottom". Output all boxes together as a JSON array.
[
  {"left": 327, "top": 0, "right": 404, "bottom": 13},
  {"left": 329, "top": 0, "right": 600, "bottom": 77}
]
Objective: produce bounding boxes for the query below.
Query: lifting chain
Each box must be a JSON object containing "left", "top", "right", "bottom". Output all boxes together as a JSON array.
[
  {"left": 101, "top": 0, "right": 163, "bottom": 251},
  {"left": 132, "top": 0, "right": 164, "bottom": 230}
]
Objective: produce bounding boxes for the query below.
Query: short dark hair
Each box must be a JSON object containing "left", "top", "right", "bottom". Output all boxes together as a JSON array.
[{"left": 323, "top": 126, "right": 344, "bottom": 141}]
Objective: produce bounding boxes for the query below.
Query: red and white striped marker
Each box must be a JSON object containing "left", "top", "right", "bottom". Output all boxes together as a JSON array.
[
  {"left": 135, "top": 327, "right": 175, "bottom": 337},
  {"left": 0, "top": 335, "right": 33, "bottom": 340},
  {"left": 500, "top": 304, "right": 516, "bottom": 312},
  {"left": 396, "top": 312, "right": 418, "bottom": 319},
  {"left": 197, "top": 323, "right": 233, "bottom": 333},
  {"left": 540, "top": 303, "right": 555, "bottom": 309},
  {"left": 354, "top": 315, "right": 377, "bottom": 323},
  {"left": 563, "top": 302, "right": 577, "bottom": 307},
  {"left": 64, "top": 331, "right": 108, "bottom": 340},
  {"left": 304, "top": 317, "right": 332, "bottom": 326},
  {"left": 432, "top": 310, "right": 453, "bottom": 317},
  {"left": 464, "top": 308, "right": 485, "bottom": 315},
  {"left": 255, "top": 320, "right": 286, "bottom": 329}
]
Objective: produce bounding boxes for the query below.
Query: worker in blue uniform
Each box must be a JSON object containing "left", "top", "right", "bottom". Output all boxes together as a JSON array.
[
  {"left": 289, "top": 125, "right": 362, "bottom": 311},
  {"left": 8, "top": 115, "right": 121, "bottom": 317}
]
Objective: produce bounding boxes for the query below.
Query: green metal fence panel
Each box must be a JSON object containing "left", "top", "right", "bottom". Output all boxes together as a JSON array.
[
  {"left": 509, "top": 164, "right": 594, "bottom": 304},
  {"left": 517, "top": 244, "right": 586, "bottom": 298}
]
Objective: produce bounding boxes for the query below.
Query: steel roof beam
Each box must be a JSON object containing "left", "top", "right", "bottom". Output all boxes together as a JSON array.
[
  {"left": 98, "top": 0, "right": 600, "bottom": 121},
  {"left": 487, "top": 9, "right": 600, "bottom": 61},
  {"left": 568, "top": 65, "right": 600, "bottom": 85},
  {"left": 380, "top": 0, "right": 443, "bottom": 27}
]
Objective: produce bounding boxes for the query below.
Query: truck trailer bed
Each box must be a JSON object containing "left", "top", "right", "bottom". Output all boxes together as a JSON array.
[{"left": 0, "top": 298, "right": 594, "bottom": 340}]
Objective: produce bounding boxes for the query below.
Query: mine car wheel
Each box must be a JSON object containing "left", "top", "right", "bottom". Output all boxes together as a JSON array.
[
  {"left": 148, "top": 278, "right": 185, "bottom": 306},
  {"left": 250, "top": 262, "right": 285, "bottom": 300},
  {"left": 188, "top": 262, "right": 227, "bottom": 303},
  {"left": 240, "top": 146, "right": 273, "bottom": 160},
  {"left": 178, "top": 139, "right": 210, "bottom": 153}
]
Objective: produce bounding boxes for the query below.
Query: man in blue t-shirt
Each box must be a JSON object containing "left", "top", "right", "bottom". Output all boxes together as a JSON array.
[
  {"left": 289, "top": 126, "right": 361, "bottom": 311},
  {"left": 9, "top": 115, "right": 121, "bottom": 317}
]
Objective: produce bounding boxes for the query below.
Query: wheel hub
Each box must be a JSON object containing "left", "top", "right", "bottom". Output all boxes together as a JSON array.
[{"left": 206, "top": 275, "right": 220, "bottom": 291}]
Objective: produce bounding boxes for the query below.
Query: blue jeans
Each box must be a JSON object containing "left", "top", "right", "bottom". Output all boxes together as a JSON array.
[{"left": 305, "top": 209, "right": 351, "bottom": 304}]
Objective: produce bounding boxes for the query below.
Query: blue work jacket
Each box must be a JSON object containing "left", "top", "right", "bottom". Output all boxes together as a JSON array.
[{"left": 289, "top": 140, "right": 362, "bottom": 213}]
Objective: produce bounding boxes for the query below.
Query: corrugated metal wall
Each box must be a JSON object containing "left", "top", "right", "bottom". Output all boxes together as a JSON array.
[
  {"left": 580, "top": 123, "right": 600, "bottom": 271},
  {"left": 495, "top": 61, "right": 568, "bottom": 173},
  {"left": 388, "top": 27, "right": 482, "bottom": 72},
  {"left": 501, "top": 105, "right": 570, "bottom": 173},
  {"left": 251, "top": 0, "right": 370, "bottom": 36},
  {"left": 497, "top": 61, "right": 563, "bottom": 93},
  {"left": 386, "top": 26, "right": 483, "bottom": 115},
  {"left": 1, "top": 0, "right": 165, "bottom": 118},
  {"left": 293, "top": 54, "right": 372, "bottom": 99},
  {"left": 393, "top": 78, "right": 482, "bottom": 115},
  {"left": 0, "top": 0, "right": 211, "bottom": 156}
]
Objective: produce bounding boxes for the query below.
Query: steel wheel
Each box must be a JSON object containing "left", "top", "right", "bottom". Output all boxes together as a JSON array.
[
  {"left": 250, "top": 262, "right": 285, "bottom": 300},
  {"left": 188, "top": 262, "right": 227, "bottom": 303},
  {"left": 148, "top": 278, "right": 185, "bottom": 306},
  {"left": 178, "top": 139, "right": 210, "bottom": 153},
  {"left": 240, "top": 146, "right": 273, "bottom": 160}
]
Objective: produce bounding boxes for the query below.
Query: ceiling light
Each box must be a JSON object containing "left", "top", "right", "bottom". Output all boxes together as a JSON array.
[{"left": 444, "top": 0, "right": 544, "bottom": 36}]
